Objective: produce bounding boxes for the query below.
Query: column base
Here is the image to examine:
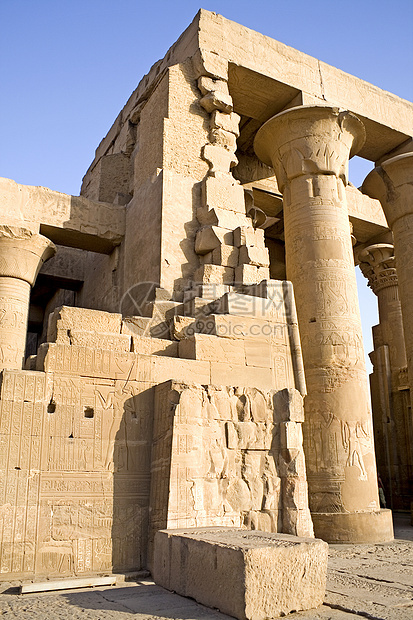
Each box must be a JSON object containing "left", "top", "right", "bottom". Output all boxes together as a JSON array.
[{"left": 311, "top": 509, "right": 394, "bottom": 543}]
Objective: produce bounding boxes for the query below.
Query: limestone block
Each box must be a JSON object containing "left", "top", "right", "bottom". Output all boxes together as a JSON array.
[
  {"left": 153, "top": 528, "right": 328, "bottom": 619},
  {"left": 202, "top": 144, "right": 238, "bottom": 175},
  {"left": 179, "top": 333, "right": 245, "bottom": 365},
  {"left": 226, "top": 421, "right": 272, "bottom": 450},
  {"left": 202, "top": 175, "right": 245, "bottom": 214},
  {"left": 197, "top": 206, "right": 251, "bottom": 229},
  {"left": 195, "top": 226, "right": 233, "bottom": 254},
  {"left": 209, "top": 128, "right": 237, "bottom": 150},
  {"left": 273, "top": 388, "right": 304, "bottom": 422},
  {"left": 278, "top": 451, "right": 307, "bottom": 479},
  {"left": 244, "top": 340, "right": 272, "bottom": 368},
  {"left": 184, "top": 285, "right": 232, "bottom": 303},
  {"left": 132, "top": 335, "right": 178, "bottom": 357},
  {"left": 215, "top": 292, "right": 285, "bottom": 320},
  {"left": 183, "top": 297, "right": 215, "bottom": 318},
  {"left": 234, "top": 226, "right": 265, "bottom": 248},
  {"left": 244, "top": 280, "right": 298, "bottom": 325},
  {"left": 197, "top": 314, "right": 288, "bottom": 343},
  {"left": 235, "top": 264, "right": 270, "bottom": 286},
  {"left": 200, "top": 91, "right": 233, "bottom": 114},
  {"left": 171, "top": 316, "right": 197, "bottom": 340},
  {"left": 95, "top": 153, "right": 131, "bottom": 203},
  {"left": 67, "top": 330, "right": 131, "bottom": 352},
  {"left": 282, "top": 478, "right": 310, "bottom": 511},
  {"left": 197, "top": 76, "right": 230, "bottom": 98},
  {"left": 283, "top": 508, "right": 315, "bottom": 538},
  {"left": 202, "top": 244, "right": 239, "bottom": 268},
  {"left": 147, "top": 356, "right": 211, "bottom": 385},
  {"left": 121, "top": 316, "right": 153, "bottom": 336},
  {"left": 280, "top": 421, "right": 303, "bottom": 453},
  {"left": 47, "top": 306, "right": 122, "bottom": 343},
  {"left": 239, "top": 245, "right": 270, "bottom": 267},
  {"left": 193, "top": 264, "right": 234, "bottom": 285},
  {"left": 244, "top": 510, "right": 280, "bottom": 532},
  {"left": 210, "top": 110, "right": 241, "bottom": 136},
  {"left": 122, "top": 314, "right": 171, "bottom": 340},
  {"left": 210, "top": 363, "right": 273, "bottom": 391}
]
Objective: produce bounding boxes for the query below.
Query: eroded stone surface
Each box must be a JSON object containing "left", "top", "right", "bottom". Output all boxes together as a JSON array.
[{"left": 153, "top": 528, "right": 328, "bottom": 619}]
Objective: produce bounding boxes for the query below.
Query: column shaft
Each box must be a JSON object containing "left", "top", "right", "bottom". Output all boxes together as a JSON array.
[
  {"left": 0, "top": 226, "right": 55, "bottom": 371},
  {"left": 255, "top": 105, "right": 393, "bottom": 542},
  {"left": 0, "top": 278, "right": 31, "bottom": 369}
]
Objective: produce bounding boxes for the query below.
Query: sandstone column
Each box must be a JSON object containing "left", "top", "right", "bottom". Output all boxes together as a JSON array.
[
  {"left": 255, "top": 105, "right": 393, "bottom": 542},
  {"left": 358, "top": 243, "right": 406, "bottom": 375},
  {"left": 0, "top": 226, "right": 55, "bottom": 370},
  {"left": 358, "top": 243, "right": 411, "bottom": 509},
  {"left": 363, "top": 154, "right": 413, "bottom": 405}
]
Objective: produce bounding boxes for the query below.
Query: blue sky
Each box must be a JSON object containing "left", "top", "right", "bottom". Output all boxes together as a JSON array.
[{"left": 1, "top": 0, "right": 412, "bottom": 370}]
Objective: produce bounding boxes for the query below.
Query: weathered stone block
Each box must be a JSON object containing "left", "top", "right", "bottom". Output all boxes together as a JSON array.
[
  {"left": 235, "top": 264, "right": 270, "bottom": 285},
  {"left": 210, "top": 110, "right": 241, "bottom": 136},
  {"left": 179, "top": 333, "right": 245, "bottom": 365},
  {"left": 153, "top": 528, "right": 328, "bottom": 620},
  {"left": 202, "top": 244, "right": 239, "bottom": 268},
  {"left": 234, "top": 226, "right": 265, "bottom": 248},
  {"left": 121, "top": 316, "right": 152, "bottom": 336},
  {"left": 202, "top": 175, "right": 245, "bottom": 214},
  {"left": 209, "top": 128, "right": 237, "bottom": 150},
  {"left": 171, "top": 316, "right": 197, "bottom": 340},
  {"left": 200, "top": 91, "right": 233, "bottom": 114},
  {"left": 216, "top": 291, "right": 285, "bottom": 320},
  {"left": 197, "top": 206, "right": 251, "bottom": 228},
  {"left": 195, "top": 225, "right": 233, "bottom": 254},
  {"left": 197, "top": 76, "right": 230, "bottom": 98},
  {"left": 47, "top": 306, "right": 122, "bottom": 343},
  {"left": 273, "top": 388, "right": 305, "bottom": 422},
  {"left": 193, "top": 264, "right": 234, "bottom": 285},
  {"left": 210, "top": 362, "right": 273, "bottom": 391},
  {"left": 67, "top": 330, "right": 131, "bottom": 352},
  {"left": 132, "top": 335, "right": 178, "bottom": 357},
  {"left": 202, "top": 144, "right": 237, "bottom": 175},
  {"left": 239, "top": 244, "right": 270, "bottom": 267}
]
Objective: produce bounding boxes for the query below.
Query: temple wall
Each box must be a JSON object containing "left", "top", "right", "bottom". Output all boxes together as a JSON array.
[{"left": 0, "top": 286, "right": 310, "bottom": 580}]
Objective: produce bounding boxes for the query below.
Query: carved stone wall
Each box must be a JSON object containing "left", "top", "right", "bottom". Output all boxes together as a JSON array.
[
  {"left": 0, "top": 286, "right": 311, "bottom": 580},
  {"left": 149, "top": 380, "right": 312, "bottom": 564}
]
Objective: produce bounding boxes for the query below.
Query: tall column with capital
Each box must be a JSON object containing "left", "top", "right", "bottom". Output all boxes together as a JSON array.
[
  {"left": 363, "top": 154, "right": 413, "bottom": 403},
  {"left": 0, "top": 226, "right": 55, "bottom": 370},
  {"left": 358, "top": 243, "right": 412, "bottom": 510},
  {"left": 255, "top": 105, "right": 393, "bottom": 542}
]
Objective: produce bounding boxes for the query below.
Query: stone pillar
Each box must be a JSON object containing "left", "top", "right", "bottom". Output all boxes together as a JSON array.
[
  {"left": 363, "top": 154, "right": 413, "bottom": 405},
  {"left": 0, "top": 226, "right": 55, "bottom": 370},
  {"left": 358, "top": 243, "right": 406, "bottom": 378},
  {"left": 255, "top": 105, "right": 393, "bottom": 542},
  {"left": 358, "top": 243, "right": 412, "bottom": 509}
]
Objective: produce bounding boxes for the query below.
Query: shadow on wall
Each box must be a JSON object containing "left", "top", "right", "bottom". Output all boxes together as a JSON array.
[{"left": 111, "top": 385, "right": 155, "bottom": 573}]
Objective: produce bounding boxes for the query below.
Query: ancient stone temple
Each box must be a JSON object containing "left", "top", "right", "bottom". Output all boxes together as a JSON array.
[{"left": 0, "top": 10, "right": 412, "bottom": 581}]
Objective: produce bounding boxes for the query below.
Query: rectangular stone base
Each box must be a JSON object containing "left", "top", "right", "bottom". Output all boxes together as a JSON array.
[{"left": 153, "top": 527, "right": 328, "bottom": 620}]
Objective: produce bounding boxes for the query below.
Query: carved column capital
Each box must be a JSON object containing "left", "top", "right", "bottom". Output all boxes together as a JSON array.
[
  {"left": 0, "top": 226, "right": 55, "bottom": 370},
  {"left": 362, "top": 153, "right": 413, "bottom": 228},
  {"left": 0, "top": 226, "right": 55, "bottom": 285},
  {"left": 254, "top": 105, "right": 366, "bottom": 191},
  {"left": 358, "top": 243, "right": 398, "bottom": 294}
]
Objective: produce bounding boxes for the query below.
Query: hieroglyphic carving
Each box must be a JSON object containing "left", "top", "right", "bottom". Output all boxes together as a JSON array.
[{"left": 149, "top": 380, "right": 313, "bottom": 560}]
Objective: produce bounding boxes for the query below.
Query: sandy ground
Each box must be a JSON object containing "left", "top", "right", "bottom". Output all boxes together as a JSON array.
[{"left": 0, "top": 513, "right": 412, "bottom": 620}]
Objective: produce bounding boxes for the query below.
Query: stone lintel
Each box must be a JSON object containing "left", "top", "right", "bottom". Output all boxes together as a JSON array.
[{"left": 0, "top": 177, "right": 125, "bottom": 254}]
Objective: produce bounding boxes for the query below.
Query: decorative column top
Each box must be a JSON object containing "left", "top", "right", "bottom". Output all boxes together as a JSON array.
[
  {"left": 362, "top": 152, "right": 413, "bottom": 228},
  {"left": 357, "top": 243, "right": 398, "bottom": 294},
  {"left": 0, "top": 226, "right": 56, "bottom": 285},
  {"left": 254, "top": 105, "right": 366, "bottom": 191}
]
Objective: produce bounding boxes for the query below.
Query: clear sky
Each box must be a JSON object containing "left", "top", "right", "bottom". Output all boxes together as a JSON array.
[{"left": 1, "top": 0, "right": 412, "bottom": 370}]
